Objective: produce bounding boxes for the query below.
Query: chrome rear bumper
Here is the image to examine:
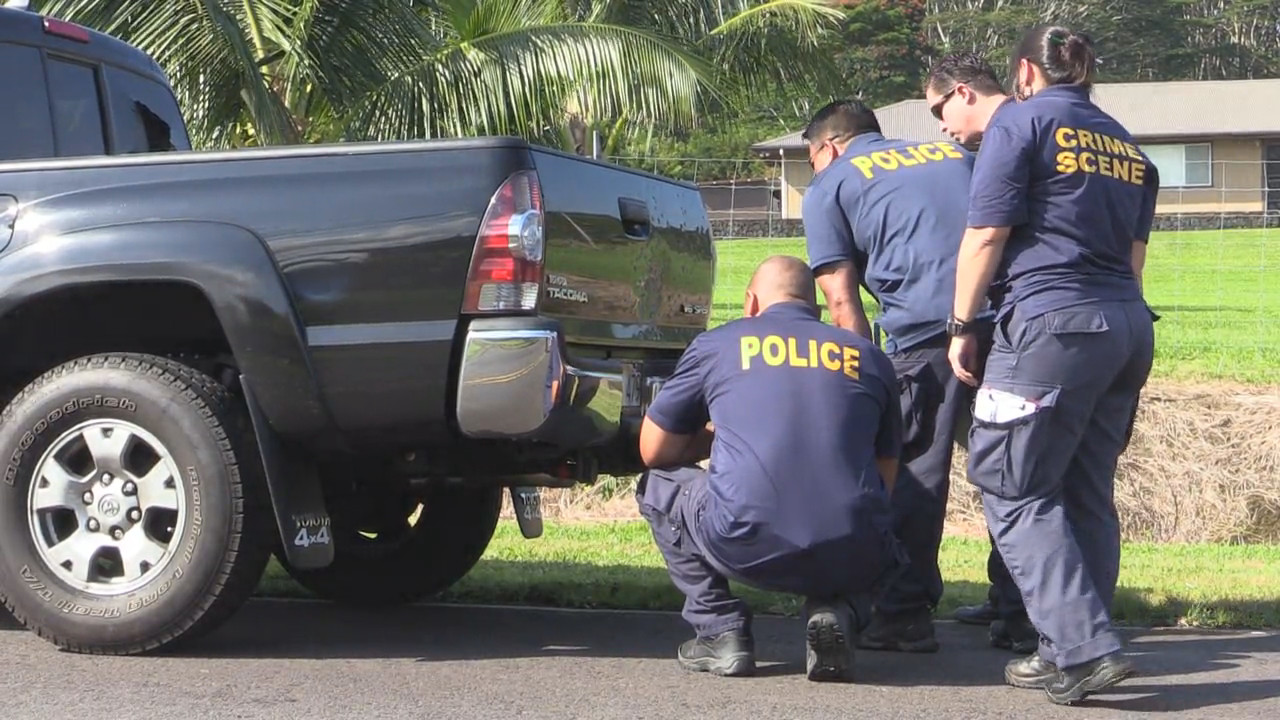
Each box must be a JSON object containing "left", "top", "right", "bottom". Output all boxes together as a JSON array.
[{"left": 454, "top": 323, "right": 664, "bottom": 448}]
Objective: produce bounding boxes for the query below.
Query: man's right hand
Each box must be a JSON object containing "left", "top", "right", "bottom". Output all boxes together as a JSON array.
[{"left": 949, "top": 333, "right": 980, "bottom": 387}]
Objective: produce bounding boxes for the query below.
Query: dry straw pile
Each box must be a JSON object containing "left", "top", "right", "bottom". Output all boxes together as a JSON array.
[
  {"left": 948, "top": 380, "right": 1280, "bottom": 544},
  {"left": 536, "top": 380, "right": 1280, "bottom": 544}
]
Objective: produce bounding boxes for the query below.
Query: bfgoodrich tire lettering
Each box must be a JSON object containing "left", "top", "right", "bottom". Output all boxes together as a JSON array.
[{"left": 0, "top": 353, "right": 271, "bottom": 655}]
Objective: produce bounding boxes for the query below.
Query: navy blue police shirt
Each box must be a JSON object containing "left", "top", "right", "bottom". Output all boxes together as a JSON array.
[
  {"left": 645, "top": 300, "right": 901, "bottom": 595},
  {"left": 967, "top": 84, "right": 1160, "bottom": 321},
  {"left": 804, "top": 132, "right": 978, "bottom": 352}
]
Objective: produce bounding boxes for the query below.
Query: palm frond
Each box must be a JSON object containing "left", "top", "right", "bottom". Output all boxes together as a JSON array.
[{"left": 343, "top": 13, "right": 719, "bottom": 142}]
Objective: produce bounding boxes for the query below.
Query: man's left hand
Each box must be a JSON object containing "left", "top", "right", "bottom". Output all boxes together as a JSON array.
[{"left": 949, "top": 334, "right": 980, "bottom": 387}]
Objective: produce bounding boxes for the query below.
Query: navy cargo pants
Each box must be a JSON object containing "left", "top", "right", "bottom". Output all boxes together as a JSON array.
[
  {"left": 636, "top": 465, "right": 903, "bottom": 638},
  {"left": 967, "top": 299, "right": 1153, "bottom": 669},
  {"left": 876, "top": 326, "right": 1024, "bottom": 621}
]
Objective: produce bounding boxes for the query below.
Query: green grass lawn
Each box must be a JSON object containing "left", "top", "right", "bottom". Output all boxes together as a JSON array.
[
  {"left": 711, "top": 228, "right": 1280, "bottom": 384},
  {"left": 258, "top": 519, "right": 1280, "bottom": 629}
]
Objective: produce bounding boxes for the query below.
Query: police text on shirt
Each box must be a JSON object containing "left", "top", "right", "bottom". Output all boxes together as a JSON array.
[
  {"left": 847, "top": 141, "right": 968, "bottom": 180},
  {"left": 1053, "top": 127, "right": 1148, "bottom": 186},
  {"left": 739, "top": 335, "right": 861, "bottom": 380}
]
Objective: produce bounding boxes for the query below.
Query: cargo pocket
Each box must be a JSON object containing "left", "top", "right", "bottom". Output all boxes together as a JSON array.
[
  {"left": 966, "top": 380, "right": 1061, "bottom": 500},
  {"left": 636, "top": 470, "right": 689, "bottom": 550},
  {"left": 893, "top": 357, "right": 938, "bottom": 461}
]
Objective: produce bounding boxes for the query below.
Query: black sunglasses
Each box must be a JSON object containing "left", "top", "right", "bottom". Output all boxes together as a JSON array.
[{"left": 930, "top": 87, "right": 958, "bottom": 121}]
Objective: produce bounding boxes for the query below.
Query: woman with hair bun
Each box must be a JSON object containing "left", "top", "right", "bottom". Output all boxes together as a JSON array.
[{"left": 944, "top": 25, "right": 1159, "bottom": 705}]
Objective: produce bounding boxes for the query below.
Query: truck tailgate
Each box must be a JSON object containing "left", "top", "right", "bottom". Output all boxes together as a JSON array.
[{"left": 529, "top": 150, "right": 715, "bottom": 352}]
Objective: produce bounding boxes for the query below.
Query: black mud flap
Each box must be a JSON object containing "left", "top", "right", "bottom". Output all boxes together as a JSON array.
[
  {"left": 241, "top": 375, "right": 334, "bottom": 569},
  {"left": 509, "top": 486, "right": 543, "bottom": 539}
]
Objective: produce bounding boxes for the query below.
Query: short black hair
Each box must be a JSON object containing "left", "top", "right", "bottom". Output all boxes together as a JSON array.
[
  {"left": 801, "top": 99, "right": 881, "bottom": 145},
  {"left": 925, "top": 52, "right": 1005, "bottom": 96}
]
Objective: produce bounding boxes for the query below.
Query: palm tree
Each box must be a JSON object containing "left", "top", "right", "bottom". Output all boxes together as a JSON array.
[{"left": 36, "top": 0, "right": 843, "bottom": 151}]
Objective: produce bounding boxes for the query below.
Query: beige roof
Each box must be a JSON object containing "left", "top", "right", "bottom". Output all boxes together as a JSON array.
[{"left": 751, "top": 78, "right": 1280, "bottom": 153}]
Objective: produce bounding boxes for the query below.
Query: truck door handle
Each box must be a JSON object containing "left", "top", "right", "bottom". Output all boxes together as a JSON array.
[
  {"left": 0, "top": 195, "right": 16, "bottom": 249},
  {"left": 618, "top": 197, "right": 651, "bottom": 240}
]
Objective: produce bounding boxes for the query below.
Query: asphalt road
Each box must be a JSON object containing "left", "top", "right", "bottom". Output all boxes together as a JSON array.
[{"left": 2, "top": 600, "right": 1277, "bottom": 719}]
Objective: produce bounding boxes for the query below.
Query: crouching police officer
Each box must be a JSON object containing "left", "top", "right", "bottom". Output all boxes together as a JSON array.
[
  {"left": 636, "top": 255, "right": 906, "bottom": 683},
  {"left": 947, "top": 26, "right": 1157, "bottom": 705},
  {"left": 801, "top": 98, "right": 992, "bottom": 653}
]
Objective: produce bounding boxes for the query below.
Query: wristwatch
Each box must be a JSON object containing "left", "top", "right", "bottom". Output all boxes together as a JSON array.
[{"left": 945, "top": 315, "right": 976, "bottom": 337}]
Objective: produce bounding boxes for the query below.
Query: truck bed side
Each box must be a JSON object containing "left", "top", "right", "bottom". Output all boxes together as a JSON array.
[{"left": 0, "top": 139, "right": 534, "bottom": 448}]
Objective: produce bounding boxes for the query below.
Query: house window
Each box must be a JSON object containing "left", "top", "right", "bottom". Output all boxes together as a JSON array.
[{"left": 1141, "top": 143, "right": 1213, "bottom": 188}]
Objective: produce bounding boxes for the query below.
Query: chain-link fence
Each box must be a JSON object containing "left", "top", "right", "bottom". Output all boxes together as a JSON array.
[{"left": 609, "top": 154, "right": 1280, "bottom": 385}]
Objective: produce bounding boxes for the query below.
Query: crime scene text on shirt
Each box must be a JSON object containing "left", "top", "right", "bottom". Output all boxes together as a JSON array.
[
  {"left": 1052, "top": 127, "right": 1149, "bottom": 185},
  {"left": 739, "top": 334, "right": 861, "bottom": 380}
]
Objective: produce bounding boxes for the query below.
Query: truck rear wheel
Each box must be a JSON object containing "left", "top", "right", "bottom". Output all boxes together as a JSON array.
[
  {"left": 0, "top": 354, "right": 271, "bottom": 655},
  {"left": 278, "top": 482, "right": 502, "bottom": 606}
]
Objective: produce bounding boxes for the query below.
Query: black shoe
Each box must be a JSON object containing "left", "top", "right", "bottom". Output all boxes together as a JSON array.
[
  {"left": 1045, "top": 652, "right": 1137, "bottom": 705},
  {"left": 953, "top": 600, "right": 999, "bottom": 626},
  {"left": 676, "top": 629, "right": 755, "bottom": 677},
  {"left": 1004, "top": 652, "right": 1059, "bottom": 689},
  {"left": 805, "top": 604, "right": 855, "bottom": 683},
  {"left": 990, "top": 615, "right": 1038, "bottom": 654},
  {"left": 855, "top": 608, "right": 939, "bottom": 653}
]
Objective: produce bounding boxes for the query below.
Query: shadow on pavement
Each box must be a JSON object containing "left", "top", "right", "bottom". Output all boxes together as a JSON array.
[
  {"left": 1073, "top": 630, "right": 1280, "bottom": 712},
  {"left": 150, "top": 570, "right": 1279, "bottom": 705},
  {"left": 4, "top": 555, "right": 1277, "bottom": 708},
  {"left": 0, "top": 606, "right": 21, "bottom": 631},
  {"left": 177, "top": 597, "right": 1010, "bottom": 686}
]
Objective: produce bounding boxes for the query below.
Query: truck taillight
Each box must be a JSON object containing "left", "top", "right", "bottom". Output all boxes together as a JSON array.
[{"left": 463, "top": 170, "right": 544, "bottom": 314}]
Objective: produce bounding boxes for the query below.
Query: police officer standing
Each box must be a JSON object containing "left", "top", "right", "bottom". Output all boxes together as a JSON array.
[
  {"left": 636, "top": 255, "right": 906, "bottom": 683},
  {"left": 947, "top": 26, "right": 1157, "bottom": 705},
  {"left": 922, "top": 52, "right": 1036, "bottom": 655},
  {"left": 801, "top": 99, "right": 989, "bottom": 653}
]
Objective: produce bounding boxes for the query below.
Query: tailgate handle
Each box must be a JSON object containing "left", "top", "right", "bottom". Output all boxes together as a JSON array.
[{"left": 618, "top": 197, "right": 651, "bottom": 240}]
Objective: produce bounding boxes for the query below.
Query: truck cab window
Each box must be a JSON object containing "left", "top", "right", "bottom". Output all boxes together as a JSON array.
[
  {"left": 106, "top": 66, "right": 192, "bottom": 153},
  {"left": 0, "top": 43, "right": 55, "bottom": 161},
  {"left": 46, "top": 57, "right": 107, "bottom": 157}
]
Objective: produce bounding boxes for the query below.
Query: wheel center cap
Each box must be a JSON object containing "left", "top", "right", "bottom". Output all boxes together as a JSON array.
[{"left": 98, "top": 494, "right": 122, "bottom": 518}]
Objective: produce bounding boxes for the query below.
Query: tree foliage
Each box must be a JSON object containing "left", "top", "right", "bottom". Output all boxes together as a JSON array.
[
  {"left": 31, "top": 0, "right": 1280, "bottom": 175},
  {"left": 35, "top": 0, "right": 844, "bottom": 151}
]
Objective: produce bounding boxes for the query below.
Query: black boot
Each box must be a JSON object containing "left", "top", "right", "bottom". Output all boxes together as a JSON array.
[
  {"left": 855, "top": 607, "right": 939, "bottom": 653},
  {"left": 1004, "top": 652, "right": 1059, "bottom": 689},
  {"left": 953, "top": 600, "right": 999, "bottom": 626},
  {"left": 990, "top": 614, "right": 1039, "bottom": 654},
  {"left": 804, "top": 603, "right": 856, "bottom": 683},
  {"left": 676, "top": 628, "right": 755, "bottom": 677},
  {"left": 1045, "top": 652, "right": 1137, "bottom": 705}
]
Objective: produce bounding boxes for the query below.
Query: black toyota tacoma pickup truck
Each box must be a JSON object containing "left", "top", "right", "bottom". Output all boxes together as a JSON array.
[{"left": 0, "top": 6, "right": 714, "bottom": 654}]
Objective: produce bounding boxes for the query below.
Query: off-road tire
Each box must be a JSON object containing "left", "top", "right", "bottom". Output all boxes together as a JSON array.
[
  {"left": 278, "top": 482, "right": 502, "bottom": 606},
  {"left": 0, "top": 353, "right": 272, "bottom": 655}
]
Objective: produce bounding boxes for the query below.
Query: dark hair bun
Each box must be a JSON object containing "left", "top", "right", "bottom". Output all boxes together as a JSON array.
[{"left": 1018, "top": 26, "right": 1097, "bottom": 88}]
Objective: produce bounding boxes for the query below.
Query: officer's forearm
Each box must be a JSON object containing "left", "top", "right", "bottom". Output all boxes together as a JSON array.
[
  {"left": 834, "top": 300, "right": 874, "bottom": 339},
  {"left": 953, "top": 226, "right": 1010, "bottom": 321},
  {"left": 816, "top": 273, "right": 872, "bottom": 339}
]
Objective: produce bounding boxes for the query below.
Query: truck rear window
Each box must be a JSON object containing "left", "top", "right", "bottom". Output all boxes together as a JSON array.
[
  {"left": 0, "top": 43, "right": 55, "bottom": 160},
  {"left": 0, "top": 41, "right": 189, "bottom": 161},
  {"left": 105, "top": 65, "right": 191, "bottom": 153},
  {"left": 45, "top": 57, "right": 108, "bottom": 157}
]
